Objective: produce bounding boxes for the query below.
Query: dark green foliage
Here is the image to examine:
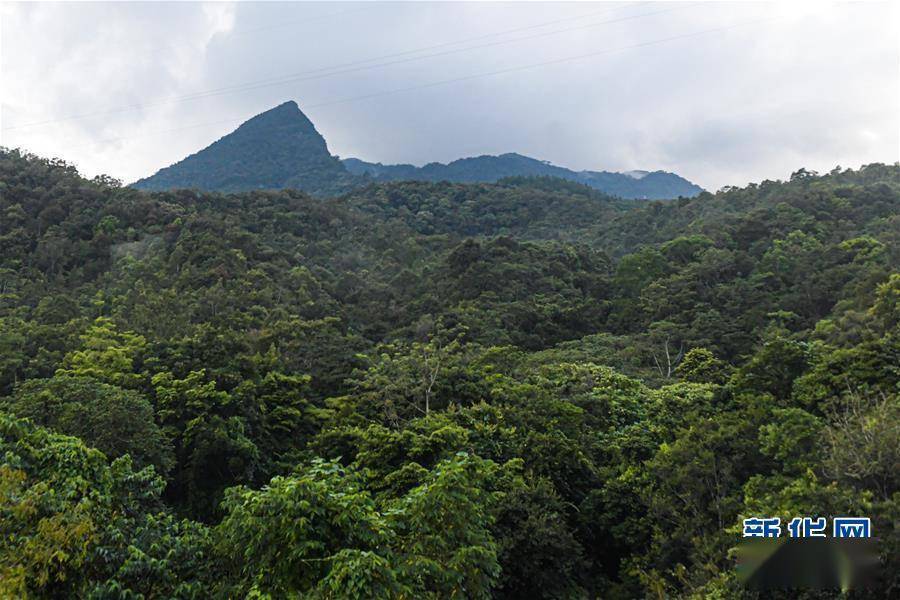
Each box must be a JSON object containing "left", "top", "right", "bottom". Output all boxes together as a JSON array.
[
  {"left": 343, "top": 153, "right": 704, "bottom": 199},
  {"left": 133, "top": 101, "right": 357, "bottom": 196},
  {"left": 1, "top": 375, "right": 173, "bottom": 474},
  {"left": 2, "top": 147, "right": 899, "bottom": 597},
  {"left": 341, "top": 177, "right": 630, "bottom": 239},
  {"left": 129, "top": 102, "right": 703, "bottom": 200}
]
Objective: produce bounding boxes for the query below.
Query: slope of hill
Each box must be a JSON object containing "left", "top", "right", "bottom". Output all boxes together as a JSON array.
[
  {"left": 343, "top": 152, "right": 704, "bottom": 199},
  {"left": 132, "top": 101, "right": 356, "bottom": 195},
  {"left": 3, "top": 148, "right": 899, "bottom": 598},
  {"left": 131, "top": 101, "right": 703, "bottom": 199},
  {"left": 339, "top": 177, "right": 632, "bottom": 240}
]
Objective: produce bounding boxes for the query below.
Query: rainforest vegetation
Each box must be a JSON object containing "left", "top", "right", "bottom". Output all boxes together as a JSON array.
[{"left": 1, "top": 148, "right": 898, "bottom": 598}]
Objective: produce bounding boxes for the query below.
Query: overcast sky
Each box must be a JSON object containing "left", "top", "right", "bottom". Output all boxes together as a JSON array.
[{"left": 1, "top": 1, "right": 898, "bottom": 190}]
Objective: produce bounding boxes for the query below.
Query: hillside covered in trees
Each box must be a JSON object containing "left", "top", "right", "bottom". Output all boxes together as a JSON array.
[
  {"left": 1, "top": 148, "right": 899, "bottom": 598},
  {"left": 132, "top": 101, "right": 703, "bottom": 200},
  {"left": 342, "top": 153, "right": 704, "bottom": 200},
  {"left": 132, "top": 101, "right": 356, "bottom": 197}
]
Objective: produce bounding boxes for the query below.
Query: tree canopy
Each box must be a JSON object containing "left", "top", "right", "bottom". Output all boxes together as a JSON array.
[{"left": 2, "top": 148, "right": 899, "bottom": 597}]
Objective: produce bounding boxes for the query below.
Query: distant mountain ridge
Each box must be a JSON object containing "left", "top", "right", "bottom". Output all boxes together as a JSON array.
[
  {"left": 133, "top": 101, "right": 704, "bottom": 199},
  {"left": 343, "top": 154, "right": 703, "bottom": 200}
]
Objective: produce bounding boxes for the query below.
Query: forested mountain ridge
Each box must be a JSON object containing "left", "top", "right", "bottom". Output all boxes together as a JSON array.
[
  {"left": 2, "top": 147, "right": 899, "bottom": 598},
  {"left": 343, "top": 153, "right": 705, "bottom": 199},
  {"left": 132, "top": 101, "right": 356, "bottom": 195},
  {"left": 130, "top": 101, "right": 704, "bottom": 199}
]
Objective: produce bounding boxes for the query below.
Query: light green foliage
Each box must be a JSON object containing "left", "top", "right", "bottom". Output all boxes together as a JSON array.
[
  {"left": 217, "top": 459, "right": 393, "bottom": 596},
  {"left": 387, "top": 452, "right": 504, "bottom": 599},
  {"left": 649, "top": 381, "right": 722, "bottom": 434},
  {"left": 758, "top": 407, "right": 822, "bottom": 470},
  {"left": 870, "top": 272, "right": 900, "bottom": 331},
  {"left": 791, "top": 335, "right": 900, "bottom": 411},
  {"left": 676, "top": 347, "right": 731, "bottom": 384},
  {"left": 217, "top": 453, "right": 505, "bottom": 598},
  {"left": 57, "top": 317, "right": 146, "bottom": 387}
]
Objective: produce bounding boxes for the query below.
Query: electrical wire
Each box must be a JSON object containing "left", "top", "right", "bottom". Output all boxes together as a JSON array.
[
  {"left": 3, "top": 2, "right": 665, "bottom": 131},
  {"left": 61, "top": 14, "right": 778, "bottom": 151}
]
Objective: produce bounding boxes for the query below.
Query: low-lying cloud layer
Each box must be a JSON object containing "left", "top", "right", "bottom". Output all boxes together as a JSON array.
[{"left": 2, "top": 1, "right": 897, "bottom": 190}]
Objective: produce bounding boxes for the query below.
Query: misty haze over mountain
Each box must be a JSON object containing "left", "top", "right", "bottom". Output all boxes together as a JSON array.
[
  {"left": 133, "top": 101, "right": 704, "bottom": 199},
  {"left": 3, "top": 2, "right": 896, "bottom": 189}
]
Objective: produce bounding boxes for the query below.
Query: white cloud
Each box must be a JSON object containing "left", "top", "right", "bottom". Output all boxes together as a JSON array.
[{"left": 1, "top": 1, "right": 897, "bottom": 190}]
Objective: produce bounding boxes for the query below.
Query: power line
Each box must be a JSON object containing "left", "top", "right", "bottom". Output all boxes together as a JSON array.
[
  {"left": 221, "top": 2, "right": 637, "bottom": 74},
  {"left": 308, "top": 15, "right": 776, "bottom": 110},
  {"left": 3, "top": 1, "right": 660, "bottom": 131},
  {"left": 63, "top": 14, "right": 778, "bottom": 151},
  {"left": 227, "top": 4, "right": 378, "bottom": 37},
  {"left": 215, "top": 2, "right": 638, "bottom": 83},
  {"left": 159, "top": 4, "right": 695, "bottom": 109}
]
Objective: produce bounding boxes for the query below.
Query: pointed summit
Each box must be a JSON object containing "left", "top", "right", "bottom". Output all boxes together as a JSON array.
[
  {"left": 132, "top": 101, "right": 354, "bottom": 195},
  {"left": 134, "top": 100, "right": 703, "bottom": 199},
  {"left": 242, "top": 100, "right": 314, "bottom": 132}
]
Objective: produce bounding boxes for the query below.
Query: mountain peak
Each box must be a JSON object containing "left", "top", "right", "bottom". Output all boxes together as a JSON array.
[
  {"left": 237, "top": 100, "right": 316, "bottom": 135},
  {"left": 132, "top": 101, "right": 353, "bottom": 195},
  {"left": 257, "top": 99, "right": 300, "bottom": 116},
  {"left": 133, "top": 102, "right": 703, "bottom": 199}
]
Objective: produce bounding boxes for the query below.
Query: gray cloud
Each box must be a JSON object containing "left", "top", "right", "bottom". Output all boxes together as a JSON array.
[{"left": 2, "top": 1, "right": 897, "bottom": 190}]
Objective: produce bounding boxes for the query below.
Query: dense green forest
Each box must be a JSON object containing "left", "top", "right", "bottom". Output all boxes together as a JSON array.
[{"left": 1, "top": 147, "right": 898, "bottom": 598}]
